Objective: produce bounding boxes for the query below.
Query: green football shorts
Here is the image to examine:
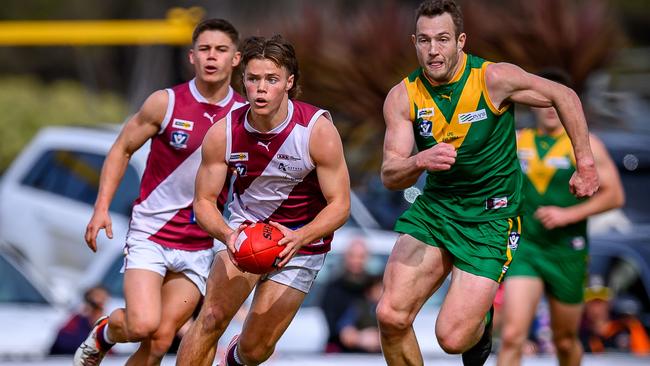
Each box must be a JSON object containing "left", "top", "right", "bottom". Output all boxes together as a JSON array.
[
  {"left": 506, "top": 237, "right": 588, "bottom": 304},
  {"left": 394, "top": 196, "right": 521, "bottom": 283}
]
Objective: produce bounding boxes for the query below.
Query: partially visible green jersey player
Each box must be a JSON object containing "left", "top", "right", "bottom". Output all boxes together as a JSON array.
[
  {"left": 376, "top": 1, "right": 600, "bottom": 366},
  {"left": 497, "top": 70, "right": 625, "bottom": 366}
]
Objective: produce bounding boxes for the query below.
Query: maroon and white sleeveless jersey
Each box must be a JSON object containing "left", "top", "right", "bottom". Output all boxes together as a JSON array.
[
  {"left": 128, "top": 79, "right": 246, "bottom": 251},
  {"left": 226, "top": 100, "right": 334, "bottom": 255}
]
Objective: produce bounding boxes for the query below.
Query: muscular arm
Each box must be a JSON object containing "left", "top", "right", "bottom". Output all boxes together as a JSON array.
[
  {"left": 193, "top": 119, "right": 233, "bottom": 244},
  {"left": 273, "top": 115, "right": 351, "bottom": 265},
  {"left": 536, "top": 134, "right": 625, "bottom": 229},
  {"left": 486, "top": 63, "right": 598, "bottom": 197},
  {"left": 84, "top": 90, "right": 166, "bottom": 251},
  {"left": 381, "top": 82, "right": 456, "bottom": 190}
]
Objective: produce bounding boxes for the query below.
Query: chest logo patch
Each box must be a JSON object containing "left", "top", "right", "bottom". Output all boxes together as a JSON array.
[
  {"left": 172, "top": 119, "right": 194, "bottom": 131},
  {"left": 229, "top": 152, "right": 249, "bottom": 162},
  {"left": 170, "top": 131, "right": 189, "bottom": 149},
  {"left": 418, "top": 120, "right": 433, "bottom": 137},
  {"left": 417, "top": 107, "right": 435, "bottom": 119},
  {"left": 546, "top": 156, "right": 571, "bottom": 169},
  {"left": 458, "top": 109, "right": 487, "bottom": 124}
]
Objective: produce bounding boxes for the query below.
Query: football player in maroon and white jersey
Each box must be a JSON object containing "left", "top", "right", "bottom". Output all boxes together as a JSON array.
[
  {"left": 176, "top": 35, "right": 351, "bottom": 366},
  {"left": 75, "top": 19, "right": 245, "bottom": 366}
]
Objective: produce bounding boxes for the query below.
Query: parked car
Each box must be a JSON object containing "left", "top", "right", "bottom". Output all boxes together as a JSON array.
[
  {"left": 0, "top": 241, "right": 67, "bottom": 358},
  {"left": 0, "top": 125, "right": 148, "bottom": 296}
]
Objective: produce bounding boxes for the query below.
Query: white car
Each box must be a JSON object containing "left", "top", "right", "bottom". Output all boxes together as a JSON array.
[
  {"left": 0, "top": 241, "right": 68, "bottom": 357},
  {"left": 0, "top": 125, "right": 149, "bottom": 298}
]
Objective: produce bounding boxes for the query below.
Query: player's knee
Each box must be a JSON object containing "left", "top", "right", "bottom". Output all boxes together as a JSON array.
[
  {"left": 436, "top": 330, "right": 467, "bottom": 354},
  {"left": 127, "top": 323, "right": 156, "bottom": 342},
  {"left": 376, "top": 301, "right": 412, "bottom": 334},
  {"left": 553, "top": 332, "right": 578, "bottom": 355},
  {"left": 148, "top": 328, "right": 176, "bottom": 357},
  {"left": 435, "top": 320, "right": 474, "bottom": 354},
  {"left": 126, "top": 319, "right": 158, "bottom": 341},
  {"left": 237, "top": 337, "right": 274, "bottom": 365},
  {"left": 499, "top": 323, "right": 527, "bottom": 350},
  {"left": 201, "top": 305, "right": 231, "bottom": 334}
]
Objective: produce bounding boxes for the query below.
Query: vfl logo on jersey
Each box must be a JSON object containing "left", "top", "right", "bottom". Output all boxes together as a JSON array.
[
  {"left": 203, "top": 112, "right": 217, "bottom": 124},
  {"left": 546, "top": 156, "right": 571, "bottom": 169},
  {"left": 172, "top": 119, "right": 194, "bottom": 131},
  {"left": 418, "top": 120, "right": 433, "bottom": 137},
  {"left": 229, "top": 152, "right": 249, "bottom": 162},
  {"left": 417, "top": 108, "right": 435, "bottom": 119},
  {"left": 458, "top": 109, "right": 487, "bottom": 124},
  {"left": 508, "top": 232, "right": 520, "bottom": 251},
  {"left": 234, "top": 163, "right": 247, "bottom": 177},
  {"left": 501, "top": 265, "right": 510, "bottom": 274},
  {"left": 170, "top": 131, "right": 189, "bottom": 149},
  {"left": 486, "top": 196, "right": 508, "bottom": 210}
]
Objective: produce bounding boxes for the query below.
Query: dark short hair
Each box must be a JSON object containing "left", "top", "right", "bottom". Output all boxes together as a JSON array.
[
  {"left": 240, "top": 35, "right": 301, "bottom": 99},
  {"left": 537, "top": 68, "right": 574, "bottom": 88},
  {"left": 415, "top": 0, "right": 464, "bottom": 39},
  {"left": 192, "top": 18, "right": 239, "bottom": 47}
]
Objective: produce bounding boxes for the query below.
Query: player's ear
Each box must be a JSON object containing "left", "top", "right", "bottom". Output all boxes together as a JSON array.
[
  {"left": 286, "top": 74, "right": 294, "bottom": 92},
  {"left": 232, "top": 51, "right": 241, "bottom": 68},
  {"left": 189, "top": 48, "right": 196, "bottom": 65},
  {"left": 457, "top": 33, "right": 466, "bottom": 51}
]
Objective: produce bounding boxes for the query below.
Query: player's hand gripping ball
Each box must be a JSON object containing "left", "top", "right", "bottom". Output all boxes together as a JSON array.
[{"left": 233, "top": 222, "right": 285, "bottom": 274}]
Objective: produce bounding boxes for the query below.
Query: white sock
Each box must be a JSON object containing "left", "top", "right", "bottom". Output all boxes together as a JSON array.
[
  {"left": 233, "top": 345, "right": 242, "bottom": 364},
  {"left": 102, "top": 324, "right": 115, "bottom": 345}
]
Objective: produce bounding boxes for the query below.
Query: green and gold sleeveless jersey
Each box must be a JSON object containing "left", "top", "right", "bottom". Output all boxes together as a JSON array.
[
  {"left": 517, "top": 128, "right": 587, "bottom": 254},
  {"left": 404, "top": 53, "right": 523, "bottom": 221}
]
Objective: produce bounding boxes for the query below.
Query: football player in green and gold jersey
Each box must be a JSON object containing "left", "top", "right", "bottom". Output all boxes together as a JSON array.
[
  {"left": 376, "top": 1, "right": 600, "bottom": 366},
  {"left": 497, "top": 70, "right": 624, "bottom": 366}
]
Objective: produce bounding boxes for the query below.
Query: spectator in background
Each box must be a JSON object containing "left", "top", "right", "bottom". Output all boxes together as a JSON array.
[
  {"left": 336, "top": 275, "right": 383, "bottom": 353},
  {"left": 320, "top": 239, "right": 371, "bottom": 352},
  {"left": 580, "top": 280, "right": 650, "bottom": 356},
  {"left": 50, "top": 286, "right": 110, "bottom": 355}
]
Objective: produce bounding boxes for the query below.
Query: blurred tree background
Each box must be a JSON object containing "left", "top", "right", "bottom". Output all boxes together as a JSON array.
[{"left": 1, "top": 0, "right": 649, "bottom": 185}]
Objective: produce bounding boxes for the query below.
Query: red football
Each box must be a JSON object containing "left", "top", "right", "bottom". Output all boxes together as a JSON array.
[{"left": 233, "top": 223, "right": 285, "bottom": 274}]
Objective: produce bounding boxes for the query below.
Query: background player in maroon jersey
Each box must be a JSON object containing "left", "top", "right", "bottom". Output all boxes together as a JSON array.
[
  {"left": 74, "top": 19, "right": 245, "bottom": 366},
  {"left": 176, "top": 35, "right": 351, "bottom": 366}
]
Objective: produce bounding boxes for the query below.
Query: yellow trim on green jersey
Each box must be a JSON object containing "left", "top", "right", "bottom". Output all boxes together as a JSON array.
[
  {"left": 517, "top": 128, "right": 575, "bottom": 195},
  {"left": 402, "top": 53, "right": 523, "bottom": 222},
  {"left": 517, "top": 128, "right": 587, "bottom": 254}
]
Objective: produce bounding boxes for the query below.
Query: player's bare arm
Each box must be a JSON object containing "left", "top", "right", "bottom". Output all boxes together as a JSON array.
[
  {"left": 535, "top": 134, "right": 625, "bottom": 229},
  {"left": 193, "top": 119, "right": 240, "bottom": 250},
  {"left": 381, "top": 82, "right": 456, "bottom": 190},
  {"left": 485, "top": 62, "right": 599, "bottom": 198},
  {"left": 271, "top": 115, "right": 351, "bottom": 266},
  {"left": 85, "top": 90, "right": 167, "bottom": 251}
]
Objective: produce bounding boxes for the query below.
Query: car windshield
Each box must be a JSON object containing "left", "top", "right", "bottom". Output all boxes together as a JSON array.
[{"left": 0, "top": 255, "right": 48, "bottom": 304}]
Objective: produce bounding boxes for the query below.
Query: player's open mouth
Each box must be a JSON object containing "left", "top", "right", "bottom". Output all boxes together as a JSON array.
[
  {"left": 205, "top": 65, "right": 218, "bottom": 73},
  {"left": 428, "top": 60, "right": 444, "bottom": 69},
  {"left": 254, "top": 98, "right": 268, "bottom": 107}
]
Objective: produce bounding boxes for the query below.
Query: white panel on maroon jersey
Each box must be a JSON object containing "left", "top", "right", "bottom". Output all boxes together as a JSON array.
[{"left": 127, "top": 80, "right": 246, "bottom": 251}]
